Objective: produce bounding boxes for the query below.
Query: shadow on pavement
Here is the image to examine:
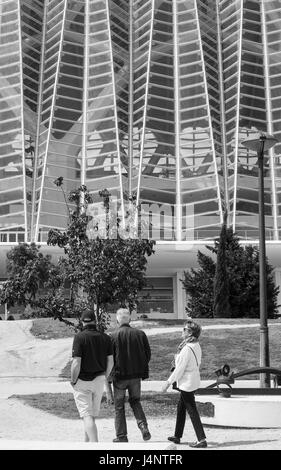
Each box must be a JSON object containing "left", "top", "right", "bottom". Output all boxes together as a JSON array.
[{"left": 186, "top": 439, "right": 279, "bottom": 448}]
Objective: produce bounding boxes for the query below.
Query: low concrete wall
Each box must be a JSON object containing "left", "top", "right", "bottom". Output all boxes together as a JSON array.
[{"left": 199, "top": 394, "right": 281, "bottom": 428}]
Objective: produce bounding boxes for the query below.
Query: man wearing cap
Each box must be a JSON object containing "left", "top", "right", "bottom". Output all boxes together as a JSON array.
[{"left": 71, "top": 311, "right": 113, "bottom": 442}]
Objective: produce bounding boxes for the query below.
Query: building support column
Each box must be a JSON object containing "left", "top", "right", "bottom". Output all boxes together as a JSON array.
[
  {"left": 173, "top": 0, "right": 182, "bottom": 241},
  {"left": 175, "top": 271, "right": 186, "bottom": 319}
]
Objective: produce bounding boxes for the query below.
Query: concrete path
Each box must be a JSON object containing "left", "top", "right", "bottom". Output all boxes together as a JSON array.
[
  {"left": 0, "top": 377, "right": 264, "bottom": 399},
  {"left": 1, "top": 320, "right": 281, "bottom": 450},
  {"left": 0, "top": 320, "right": 72, "bottom": 379},
  {"left": 144, "top": 323, "right": 262, "bottom": 336},
  {"left": 1, "top": 381, "right": 281, "bottom": 450}
]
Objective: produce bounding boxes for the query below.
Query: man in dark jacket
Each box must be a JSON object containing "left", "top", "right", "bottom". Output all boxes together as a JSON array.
[{"left": 110, "top": 308, "right": 151, "bottom": 442}]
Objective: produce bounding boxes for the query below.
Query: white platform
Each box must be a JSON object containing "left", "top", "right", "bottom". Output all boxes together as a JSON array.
[{"left": 198, "top": 393, "right": 281, "bottom": 428}]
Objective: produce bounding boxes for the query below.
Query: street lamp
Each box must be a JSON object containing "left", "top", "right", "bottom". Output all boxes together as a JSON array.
[{"left": 241, "top": 134, "right": 278, "bottom": 388}]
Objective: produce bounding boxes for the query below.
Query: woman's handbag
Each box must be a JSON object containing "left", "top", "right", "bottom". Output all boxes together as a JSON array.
[{"left": 170, "top": 359, "right": 177, "bottom": 389}]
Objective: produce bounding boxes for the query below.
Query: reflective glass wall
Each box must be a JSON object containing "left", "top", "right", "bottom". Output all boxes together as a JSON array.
[{"left": 0, "top": 0, "right": 281, "bottom": 242}]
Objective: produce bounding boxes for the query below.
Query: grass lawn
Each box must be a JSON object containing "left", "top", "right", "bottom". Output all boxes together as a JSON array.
[
  {"left": 30, "top": 317, "right": 187, "bottom": 340},
  {"left": 30, "top": 318, "right": 77, "bottom": 340},
  {"left": 9, "top": 392, "right": 213, "bottom": 420},
  {"left": 30, "top": 317, "right": 279, "bottom": 340},
  {"left": 30, "top": 317, "right": 281, "bottom": 381},
  {"left": 152, "top": 326, "right": 281, "bottom": 380},
  {"left": 9, "top": 392, "right": 179, "bottom": 420}
]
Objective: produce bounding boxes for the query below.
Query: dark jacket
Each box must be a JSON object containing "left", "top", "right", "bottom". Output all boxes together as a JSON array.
[{"left": 111, "top": 324, "right": 151, "bottom": 380}]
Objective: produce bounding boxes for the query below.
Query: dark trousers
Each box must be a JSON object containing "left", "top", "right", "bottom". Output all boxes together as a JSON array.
[
  {"left": 174, "top": 390, "right": 206, "bottom": 442},
  {"left": 113, "top": 378, "right": 147, "bottom": 438}
]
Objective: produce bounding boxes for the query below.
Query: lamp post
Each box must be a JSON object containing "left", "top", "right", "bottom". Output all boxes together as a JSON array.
[{"left": 241, "top": 134, "right": 278, "bottom": 388}]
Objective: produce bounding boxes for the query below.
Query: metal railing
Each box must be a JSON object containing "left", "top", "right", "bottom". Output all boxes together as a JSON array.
[
  {"left": 0, "top": 231, "right": 50, "bottom": 244},
  {"left": 0, "top": 232, "right": 26, "bottom": 244},
  {"left": 0, "top": 229, "right": 280, "bottom": 244}
]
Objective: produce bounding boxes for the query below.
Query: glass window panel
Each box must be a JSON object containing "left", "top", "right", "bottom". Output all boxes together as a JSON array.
[
  {"left": 88, "top": 75, "right": 112, "bottom": 87},
  {"left": 222, "top": 23, "right": 240, "bottom": 40},
  {"left": 149, "top": 97, "right": 174, "bottom": 110},
  {"left": 272, "top": 98, "right": 281, "bottom": 109},
  {"left": 273, "top": 110, "right": 281, "bottom": 120},
  {"left": 182, "top": 188, "right": 217, "bottom": 204},
  {"left": 242, "top": 73, "right": 264, "bottom": 87},
  {"left": 270, "top": 64, "right": 281, "bottom": 76},
  {"left": 181, "top": 108, "right": 208, "bottom": 120},
  {"left": 149, "top": 86, "right": 173, "bottom": 99},
  {"left": 89, "top": 53, "right": 111, "bottom": 65},
  {"left": 181, "top": 96, "right": 207, "bottom": 109},
  {"left": 241, "top": 95, "right": 265, "bottom": 109},
  {"left": 271, "top": 76, "right": 281, "bottom": 86},
  {"left": 0, "top": 64, "right": 20, "bottom": 77},
  {"left": 193, "top": 200, "right": 218, "bottom": 214}
]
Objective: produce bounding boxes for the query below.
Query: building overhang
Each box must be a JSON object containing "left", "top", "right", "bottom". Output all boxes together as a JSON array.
[{"left": 1, "top": 240, "right": 281, "bottom": 279}]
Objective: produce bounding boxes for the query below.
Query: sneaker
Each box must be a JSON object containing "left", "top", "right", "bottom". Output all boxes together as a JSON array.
[
  {"left": 113, "top": 437, "right": 128, "bottom": 442},
  {"left": 139, "top": 423, "right": 151, "bottom": 441},
  {"left": 168, "top": 436, "right": 180, "bottom": 444},
  {"left": 189, "top": 439, "right": 207, "bottom": 448}
]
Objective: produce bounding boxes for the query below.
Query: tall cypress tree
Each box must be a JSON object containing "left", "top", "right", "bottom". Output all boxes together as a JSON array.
[
  {"left": 213, "top": 212, "right": 230, "bottom": 318},
  {"left": 182, "top": 224, "right": 280, "bottom": 318},
  {"left": 182, "top": 250, "right": 216, "bottom": 318}
]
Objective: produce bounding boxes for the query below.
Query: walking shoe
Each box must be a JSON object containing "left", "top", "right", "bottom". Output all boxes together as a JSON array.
[
  {"left": 139, "top": 423, "right": 151, "bottom": 441},
  {"left": 113, "top": 437, "right": 128, "bottom": 442},
  {"left": 168, "top": 436, "right": 180, "bottom": 444},
  {"left": 189, "top": 439, "right": 207, "bottom": 448}
]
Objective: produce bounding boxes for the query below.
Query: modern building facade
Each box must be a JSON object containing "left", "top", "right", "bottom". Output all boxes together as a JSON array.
[{"left": 1, "top": 0, "right": 281, "bottom": 316}]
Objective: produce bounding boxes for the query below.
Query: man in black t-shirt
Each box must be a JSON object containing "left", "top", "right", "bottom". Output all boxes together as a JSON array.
[{"left": 71, "top": 311, "right": 113, "bottom": 442}]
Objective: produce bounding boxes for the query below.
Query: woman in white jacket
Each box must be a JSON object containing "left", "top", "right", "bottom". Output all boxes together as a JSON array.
[{"left": 162, "top": 319, "right": 207, "bottom": 448}]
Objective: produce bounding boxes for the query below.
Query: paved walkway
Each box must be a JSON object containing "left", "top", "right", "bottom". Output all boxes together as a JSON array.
[
  {"left": 1, "top": 320, "right": 281, "bottom": 450},
  {"left": 1, "top": 376, "right": 281, "bottom": 450}
]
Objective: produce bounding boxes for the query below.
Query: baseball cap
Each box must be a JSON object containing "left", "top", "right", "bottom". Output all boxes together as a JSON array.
[{"left": 80, "top": 311, "right": 96, "bottom": 323}]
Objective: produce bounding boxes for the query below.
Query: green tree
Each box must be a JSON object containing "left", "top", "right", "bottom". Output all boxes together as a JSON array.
[
  {"left": 0, "top": 243, "right": 62, "bottom": 312},
  {"left": 182, "top": 226, "right": 279, "bottom": 318},
  {"left": 236, "top": 245, "right": 279, "bottom": 318},
  {"left": 47, "top": 180, "right": 155, "bottom": 331},
  {"left": 182, "top": 251, "right": 216, "bottom": 318},
  {"left": 213, "top": 212, "right": 230, "bottom": 318}
]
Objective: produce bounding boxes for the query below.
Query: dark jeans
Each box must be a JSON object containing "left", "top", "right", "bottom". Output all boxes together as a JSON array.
[
  {"left": 174, "top": 390, "right": 206, "bottom": 442},
  {"left": 113, "top": 378, "right": 147, "bottom": 438}
]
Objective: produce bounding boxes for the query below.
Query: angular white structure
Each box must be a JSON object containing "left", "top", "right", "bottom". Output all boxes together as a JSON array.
[{"left": 0, "top": 0, "right": 281, "bottom": 245}]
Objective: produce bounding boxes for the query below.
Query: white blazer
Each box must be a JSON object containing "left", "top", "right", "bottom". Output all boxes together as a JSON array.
[{"left": 167, "top": 342, "right": 202, "bottom": 392}]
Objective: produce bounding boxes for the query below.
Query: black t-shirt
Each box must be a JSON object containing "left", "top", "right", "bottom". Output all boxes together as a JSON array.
[{"left": 72, "top": 325, "right": 113, "bottom": 381}]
